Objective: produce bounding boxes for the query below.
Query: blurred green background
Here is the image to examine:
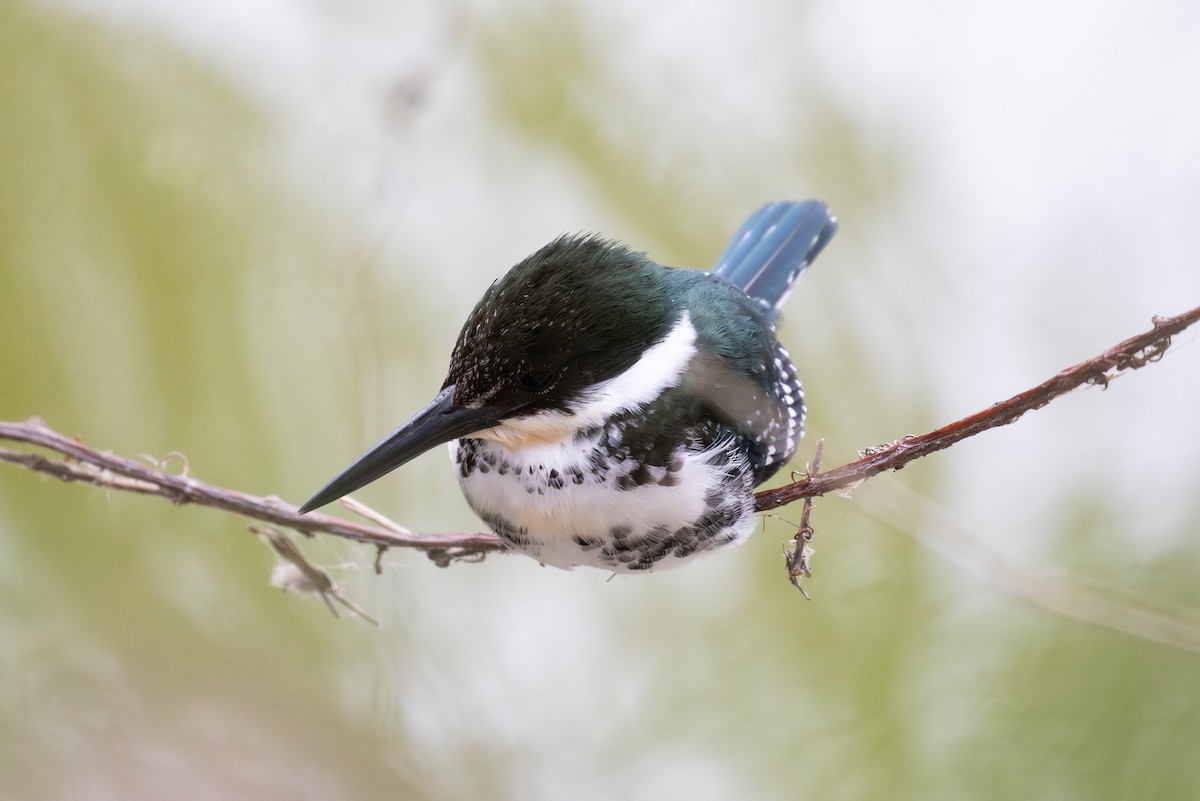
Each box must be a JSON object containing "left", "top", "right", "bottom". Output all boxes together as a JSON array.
[{"left": 2, "top": 1, "right": 1199, "bottom": 799}]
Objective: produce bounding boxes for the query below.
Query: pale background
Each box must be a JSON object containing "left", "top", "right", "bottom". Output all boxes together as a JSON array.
[{"left": 2, "top": 1, "right": 1199, "bottom": 799}]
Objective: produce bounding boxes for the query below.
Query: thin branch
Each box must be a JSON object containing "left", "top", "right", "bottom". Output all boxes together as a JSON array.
[
  {"left": 0, "top": 304, "right": 1197, "bottom": 572},
  {"left": 0, "top": 420, "right": 506, "bottom": 563},
  {"left": 754, "top": 305, "right": 1200, "bottom": 511}
]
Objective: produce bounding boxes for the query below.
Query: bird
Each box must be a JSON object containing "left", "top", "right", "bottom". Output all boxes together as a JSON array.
[{"left": 299, "top": 200, "right": 837, "bottom": 573}]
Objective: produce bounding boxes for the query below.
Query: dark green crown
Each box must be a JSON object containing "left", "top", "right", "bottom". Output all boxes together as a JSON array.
[{"left": 445, "top": 235, "right": 684, "bottom": 414}]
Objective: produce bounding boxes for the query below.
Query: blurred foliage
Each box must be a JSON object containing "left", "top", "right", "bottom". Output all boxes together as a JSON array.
[
  {"left": 0, "top": 5, "right": 407, "bottom": 798},
  {"left": 469, "top": 4, "right": 901, "bottom": 261},
  {"left": 1, "top": 1, "right": 1198, "bottom": 800}
]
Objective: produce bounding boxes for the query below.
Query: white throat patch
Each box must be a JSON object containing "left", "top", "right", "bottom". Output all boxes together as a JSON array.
[{"left": 471, "top": 311, "right": 698, "bottom": 449}]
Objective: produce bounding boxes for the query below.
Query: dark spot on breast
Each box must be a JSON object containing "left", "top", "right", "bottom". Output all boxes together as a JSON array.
[
  {"left": 587, "top": 451, "right": 610, "bottom": 479},
  {"left": 672, "top": 539, "right": 700, "bottom": 559},
  {"left": 693, "top": 502, "right": 742, "bottom": 540},
  {"left": 479, "top": 511, "right": 528, "bottom": 548},
  {"left": 574, "top": 424, "right": 602, "bottom": 443},
  {"left": 504, "top": 528, "right": 531, "bottom": 548},
  {"left": 573, "top": 534, "right": 603, "bottom": 551},
  {"left": 458, "top": 444, "right": 477, "bottom": 477},
  {"left": 609, "top": 525, "right": 633, "bottom": 544},
  {"left": 628, "top": 462, "right": 654, "bottom": 486}
]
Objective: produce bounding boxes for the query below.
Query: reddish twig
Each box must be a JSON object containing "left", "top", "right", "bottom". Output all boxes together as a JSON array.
[
  {"left": 754, "top": 305, "right": 1200, "bottom": 511},
  {"left": 0, "top": 419, "right": 506, "bottom": 563}
]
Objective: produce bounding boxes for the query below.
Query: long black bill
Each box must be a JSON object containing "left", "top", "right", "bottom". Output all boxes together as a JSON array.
[{"left": 297, "top": 384, "right": 508, "bottom": 514}]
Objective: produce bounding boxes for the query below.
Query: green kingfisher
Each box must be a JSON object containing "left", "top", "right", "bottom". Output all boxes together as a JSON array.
[{"left": 299, "top": 200, "right": 836, "bottom": 572}]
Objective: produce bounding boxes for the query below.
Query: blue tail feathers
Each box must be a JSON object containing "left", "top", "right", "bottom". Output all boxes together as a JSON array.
[{"left": 710, "top": 200, "right": 836, "bottom": 314}]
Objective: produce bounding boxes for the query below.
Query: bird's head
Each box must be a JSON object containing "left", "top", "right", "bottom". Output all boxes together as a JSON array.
[{"left": 299, "top": 235, "right": 691, "bottom": 513}]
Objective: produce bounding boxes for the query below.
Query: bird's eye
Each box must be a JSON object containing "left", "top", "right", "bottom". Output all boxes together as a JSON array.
[{"left": 519, "top": 369, "right": 554, "bottom": 391}]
